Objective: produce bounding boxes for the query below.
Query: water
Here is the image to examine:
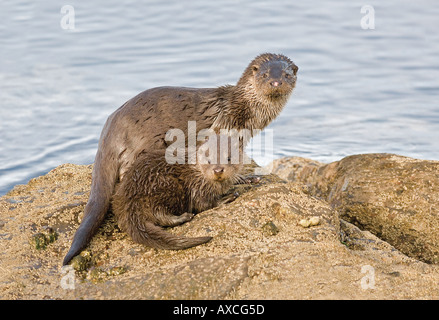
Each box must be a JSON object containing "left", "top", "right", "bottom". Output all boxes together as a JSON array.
[{"left": 1, "top": 0, "right": 439, "bottom": 196}]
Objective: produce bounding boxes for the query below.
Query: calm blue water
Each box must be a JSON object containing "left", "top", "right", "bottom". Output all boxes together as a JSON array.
[{"left": 1, "top": 0, "right": 439, "bottom": 195}]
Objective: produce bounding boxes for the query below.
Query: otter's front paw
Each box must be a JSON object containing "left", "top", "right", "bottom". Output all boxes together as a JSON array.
[
  {"left": 242, "top": 175, "right": 261, "bottom": 184},
  {"left": 218, "top": 192, "right": 240, "bottom": 205}
]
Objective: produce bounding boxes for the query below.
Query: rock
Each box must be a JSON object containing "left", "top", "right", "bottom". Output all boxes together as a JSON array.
[
  {"left": 70, "top": 251, "right": 92, "bottom": 272},
  {"left": 270, "top": 153, "right": 439, "bottom": 264},
  {"left": 261, "top": 221, "right": 280, "bottom": 236},
  {"left": 2, "top": 159, "right": 439, "bottom": 299},
  {"left": 299, "top": 216, "right": 320, "bottom": 228},
  {"left": 267, "top": 156, "right": 324, "bottom": 184},
  {"left": 31, "top": 227, "right": 58, "bottom": 250},
  {"left": 299, "top": 219, "right": 312, "bottom": 228}
]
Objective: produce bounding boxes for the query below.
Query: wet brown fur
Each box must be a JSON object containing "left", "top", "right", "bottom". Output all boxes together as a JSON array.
[
  {"left": 112, "top": 138, "right": 243, "bottom": 250},
  {"left": 63, "top": 53, "right": 298, "bottom": 264}
]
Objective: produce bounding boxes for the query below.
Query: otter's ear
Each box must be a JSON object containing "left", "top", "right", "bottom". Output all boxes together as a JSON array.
[
  {"left": 252, "top": 65, "right": 259, "bottom": 73},
  {"left": 292, "top": 64, "right": 298, "bottom": 74}
]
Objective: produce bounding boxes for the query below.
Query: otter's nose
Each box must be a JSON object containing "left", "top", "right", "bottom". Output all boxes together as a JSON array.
[
  {"left": 214, "top": 167, "right": 224, "bottom": 176},
  {"left": 270, "top": 80, "right": 282, "bottom": 87}
]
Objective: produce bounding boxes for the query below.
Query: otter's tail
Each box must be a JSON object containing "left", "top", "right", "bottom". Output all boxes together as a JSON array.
[
  {"left": 128, "top": 220, "right": 212, "bottom": 250},
  {"left": 63, "top": 141, "right": 118, "bottom": 265}
]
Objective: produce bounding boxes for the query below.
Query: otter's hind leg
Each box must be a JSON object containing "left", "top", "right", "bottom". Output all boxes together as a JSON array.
[
  {"left": 154, "top": 212, "right": 194, "bottom": 227},
  {"left": 125, "top": 209, "right": 211, "bottom": 250}
]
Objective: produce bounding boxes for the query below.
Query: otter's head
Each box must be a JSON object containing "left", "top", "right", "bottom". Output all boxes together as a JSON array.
[
  {"left": 197, "top": 134, "right": 244, "bottom": 184},
  {"left": 238, "top": 53, "right": 298, "bottom": 107},
  {"left": 201, "top": 162, "right": 241, "bottom": 183}
]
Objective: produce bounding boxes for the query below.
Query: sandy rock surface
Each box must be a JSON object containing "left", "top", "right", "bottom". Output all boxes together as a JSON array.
[
  {"left": 272, "top": 154, "right": 439, "bottom": 264},
  {"left": 1, "top": 155, "right": 439, "bottom": 299}
]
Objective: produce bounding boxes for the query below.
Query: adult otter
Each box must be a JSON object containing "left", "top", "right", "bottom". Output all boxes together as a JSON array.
[
  {"left": 111, "top": 136, "right": 243, "bottom": 250},
  {"left": 63, "top": 53, "right": 298, "bottom": 265}
]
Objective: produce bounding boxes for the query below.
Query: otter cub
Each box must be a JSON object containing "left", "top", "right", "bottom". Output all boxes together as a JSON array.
[{"left": 111, "top": 137, "right": 243, "bottom": 250}]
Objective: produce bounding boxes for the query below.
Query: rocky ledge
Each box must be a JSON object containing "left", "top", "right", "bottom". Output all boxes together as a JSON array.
[{"left": 1, "top": 153, "right": 439, "bottom": 299}]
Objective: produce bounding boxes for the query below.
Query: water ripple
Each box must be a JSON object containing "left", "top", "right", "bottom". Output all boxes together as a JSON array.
[{"left": 1, "top": 0, "right": 439, "bottom": 195}]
